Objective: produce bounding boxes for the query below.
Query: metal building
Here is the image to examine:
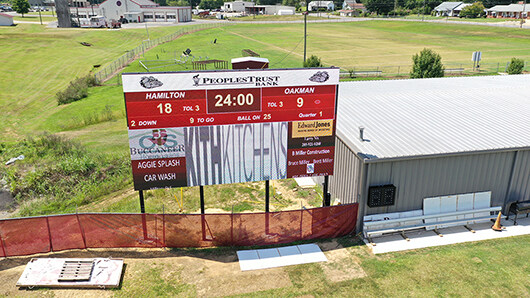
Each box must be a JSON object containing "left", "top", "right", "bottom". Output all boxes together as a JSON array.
[{"left": 330, "top": 75, "right": 530, "bottom": 231}]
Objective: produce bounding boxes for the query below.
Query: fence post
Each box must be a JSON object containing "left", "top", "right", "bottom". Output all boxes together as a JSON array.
[
  {"left": 497, "top": 62, "right": 499, "bottom": 72},
  {"left": 397, "top": 66, "right": 400, "bottom": 75},
  {"left": 76, "top": 212, "right": 87, "bottom": 249},
  {"left": 0, "top": 227, "right": 7, "bottom": 257},
  {"left": 162, "top": 205, "right": 166, "bottom": 247},
  {"left": 45, "top": 217, "right": 53, "bottom": 252}
]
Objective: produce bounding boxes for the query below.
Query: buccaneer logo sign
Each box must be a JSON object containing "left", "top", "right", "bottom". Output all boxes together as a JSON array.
[{"left": 129, "top": 128, "right": 186, "bottom": 160}]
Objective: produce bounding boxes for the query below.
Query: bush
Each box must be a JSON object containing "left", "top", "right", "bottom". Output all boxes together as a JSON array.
[
  {"left": 459, "top": 2, "right": 486, "bottom": 18},
  {"left": 1, "top": 135, "right": 131, "bottom": 216},
  {"left": 56, "top": 75, "right": 99, "bottom": 105},
  {"left": 410, "top": 48, "right": 445, "bottom": 79},
  {"left": 507, "top": 58, "right": 524, "bottom": 75},
  {"left": 304, "top": 55, "right": 323, "bottom": 68}
]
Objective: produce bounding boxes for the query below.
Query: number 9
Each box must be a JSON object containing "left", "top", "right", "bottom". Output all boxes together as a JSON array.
[
  {"left": 297, "top": 97, "right": 304, "bottom": 107},
  {"left": 190, "top": 118, "right": 194, "bottom": 124}
]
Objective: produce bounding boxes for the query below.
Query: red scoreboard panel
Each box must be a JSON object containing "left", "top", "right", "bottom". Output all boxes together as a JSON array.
[{"left": 123, "top": 68, "right": 339, "bottom": 190}]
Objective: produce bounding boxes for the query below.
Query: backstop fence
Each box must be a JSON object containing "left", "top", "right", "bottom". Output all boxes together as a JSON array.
[
  {"left": 93, "top": 23, "right": 225, "bottom": 84},
  {"left": 0, "top": 204, "right": 358, "bottom": 258}
]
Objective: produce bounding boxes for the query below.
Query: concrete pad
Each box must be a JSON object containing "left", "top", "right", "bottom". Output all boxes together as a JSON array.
[
  {"left": 298, "top": 244, "right": 328, "bottom": 263},
  {"left": 237, "top": 244, "right": 327, "bottom": 271},
  {"left": 16, "top": 258, "right": 123, "bottom": 289},
  {"left": 237, "top": 250, "right": 264, "bottom": 271},
  {"left": 294, "top": 177, "right": 316, "bottom": 188},
  {"left": 366, "top": 216, "right": 530, "bottom": 254}
]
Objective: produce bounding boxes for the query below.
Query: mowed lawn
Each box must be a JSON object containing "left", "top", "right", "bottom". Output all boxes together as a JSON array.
[
  {"left": 2, "top": 20, "right": 530, "bottom": 151},
  {"left": 0, "top": 23, "right": 201, "bottom": 139},
  {"left": 0, "top": 235, "right": 528, "bottom": 296}
]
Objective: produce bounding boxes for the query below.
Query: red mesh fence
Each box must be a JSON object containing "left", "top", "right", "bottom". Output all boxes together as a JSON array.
[{"left": 0, "top": 204, "right": 358, "bottom": 257}]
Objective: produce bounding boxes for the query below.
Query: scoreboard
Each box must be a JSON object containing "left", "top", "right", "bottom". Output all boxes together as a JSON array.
[{"left": 123, "top": 68, "right": 339, "bottom": 190}]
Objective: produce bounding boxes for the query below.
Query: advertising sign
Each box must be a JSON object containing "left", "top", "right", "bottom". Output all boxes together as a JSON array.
[{"left": 123, "top": 68, "right": 339, "bottom": 190}]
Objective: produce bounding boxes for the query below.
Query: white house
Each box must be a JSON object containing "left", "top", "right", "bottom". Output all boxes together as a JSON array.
[
  {"left": 0, "top": 13, "right": 14, "bottom": 26},
  {"left": 223, "top": 1, "right": 254, "bottom": 13},
  {"left": 245, "top": 5, "right": 295, "bottom": 15},
  {"left": 70, "top": 0, "right": 191, "bottom": 23},
  {"left": 487, "top": 4, "right": 529, "bottom": 19},
  {"left": 308, "top": 1, "right": 334, "bottom": 11},
  {"left": 451, "top": 3, "right": 470, "bottom": 17},
  {"left": 433, "top": 2, "right": 462, "bottom": 17},
  {"left": 342, "top": 0, "right": 366, "bottom": 12}
]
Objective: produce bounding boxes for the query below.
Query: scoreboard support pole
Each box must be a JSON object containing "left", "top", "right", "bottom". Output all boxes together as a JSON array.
[
  {"left": 200, "top": 185, "right": 206, "bottom": 241},
  {"left": 200, "top": 186, "right": 205, "bottom": 214},
  {"left": 139, "top": 190, "right": 148, "bottom": 240},
  {"left": 139, "top": 190, "right": 146, "bottom": 213},
  {"left": 323, "top": 176, "right": 331, "bottom": 207},
  {"left": 265, "top": 180, "right": 270, "bottom": 213}
]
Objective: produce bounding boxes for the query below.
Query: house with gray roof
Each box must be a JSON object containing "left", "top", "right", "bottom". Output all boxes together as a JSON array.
[
  {"left": 487, "top": 3, "right": 529, "bottom": 19},
  {"left": 433, "top": 2, "right": 463, "bottom": 17}
]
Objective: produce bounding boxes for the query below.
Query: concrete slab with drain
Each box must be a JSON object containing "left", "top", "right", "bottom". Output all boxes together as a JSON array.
[{"left": 16, "top": 258, "right": 123, "bottom": 289}]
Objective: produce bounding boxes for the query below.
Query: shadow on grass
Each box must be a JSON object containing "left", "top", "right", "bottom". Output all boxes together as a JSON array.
[{"left": 0, "top": 235, "right": 365, "bottom": 272}]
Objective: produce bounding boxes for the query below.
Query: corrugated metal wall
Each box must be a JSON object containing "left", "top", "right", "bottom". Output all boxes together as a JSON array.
[
  {"left": 329, "top": 137, "right": 363, "bottom": 204},
  {"left": 364, "top": 150, "right": 524, "bottom": 215},
  {"left": 506, "top": 150, "right": 530, "bottom": 204}
]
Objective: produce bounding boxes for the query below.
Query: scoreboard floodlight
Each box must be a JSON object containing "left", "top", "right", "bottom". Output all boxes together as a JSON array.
[{"left": 122, "top": 68, "right": 339, "bottom": 190}]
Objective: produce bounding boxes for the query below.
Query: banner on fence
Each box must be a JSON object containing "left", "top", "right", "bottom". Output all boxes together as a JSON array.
[
  {"left": 0, "top": 204, "right": 358, "bottom": 257},
  {"left": 122, "top": 68, "right": 340, "bottom": 190}
]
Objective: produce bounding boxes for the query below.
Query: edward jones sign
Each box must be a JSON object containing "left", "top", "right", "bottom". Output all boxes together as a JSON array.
[{"left": 122, "top": 68, "right": 339, "bottom": 190}]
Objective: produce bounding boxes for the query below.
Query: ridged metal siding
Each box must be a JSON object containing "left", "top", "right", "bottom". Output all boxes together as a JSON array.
[
  {"left": 364, "top": 150, "right": 521, "bottom": 215},
  {"left": 329, "top": 137, "right": 363, "bottom": 204},
  {"left": 507, "top": 150, "right": 530, "bottom": 204}
]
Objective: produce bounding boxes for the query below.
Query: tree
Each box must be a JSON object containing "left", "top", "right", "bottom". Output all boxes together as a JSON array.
[
  {"left": 361, "top": 0, "right": 395, "bottom": 15},
  {"left": 198, "top": 0, "right": 222, "bottom": 9},
  {"left": 168, "top": 0, "right": 190, "bottom": 6},
  {"left": 507, "top": 58, "right": 524, "bottom": 75},
  {"left": 12, "top": 0, "right": 30, "bottom": 17},
  {"left": 410, "top": 48, "right": 444, "bottom": 78},
  {"left": 283, "top": 0, "right": 302, "bottom": 10},
  {"left": 304, "top": 55, "right": 323, "bottom": 67},
  {"left": 459, "top": 2, "right": 485, "bottom": 18}
]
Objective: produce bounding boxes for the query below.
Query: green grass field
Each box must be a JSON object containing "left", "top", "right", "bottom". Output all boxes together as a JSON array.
[
  {"left": 0, "top": 20, "right": 529, "bottom": 297},
  {"left": 13, "top": 15, "right": 57, "bottom": 22},
  {"left": 1, "top": 20, "right": 530, "bottom": 216},
  {"left": 0, "top": 235, "right": 528, "bottom": 296}
]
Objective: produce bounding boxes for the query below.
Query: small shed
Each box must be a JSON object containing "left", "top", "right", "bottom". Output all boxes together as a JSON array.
[
  {"left": 0, "top": 13, "right": 14, "bottom": 26},
  {"left": 231, "top": 57, "right": 269, "bottom": 69}
]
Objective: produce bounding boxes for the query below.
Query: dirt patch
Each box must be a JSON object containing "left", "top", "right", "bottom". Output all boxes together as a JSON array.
[
  {"left": 179, "top": 255, "right": 291, "bottom": 297},
  {"left": 319, "top": 240, "right": 367, "bottom": 282},
  {"left": 77, "top": 188, "right": 136, "bottom": 212},
  {"left": 0, "top": 248, "right": 291, "bottom": 297},
  {"left": 0, "top": 189, "right": 16, "bottom": 219}
]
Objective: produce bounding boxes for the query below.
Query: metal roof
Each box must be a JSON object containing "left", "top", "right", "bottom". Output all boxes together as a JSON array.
[
  {"left": 488, "top": 4, "right": 530, "bottom": 13},
  {"left": 336, "top": 75, "right": 530, "bottom": 162},
  {"left": 434, "top": 2, "right": 462, "bottom": 11}
]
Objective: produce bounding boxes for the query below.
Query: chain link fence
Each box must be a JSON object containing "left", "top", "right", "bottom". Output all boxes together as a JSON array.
[
  {"left": 94, "top": 23, "right": 225, "bottom": 83},
  {"left": 340, "top": 61, "right": 529, "bottom": 78}
]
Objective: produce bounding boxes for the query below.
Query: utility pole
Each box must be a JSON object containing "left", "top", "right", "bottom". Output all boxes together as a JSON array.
[
  {"left": 422, "top": 0, "right": 425, "bottom": 21},
  {"left": 521, "top": 0, "right": 527, "bottom": 29},
  {"left": 303, "top": 0, "right": 308, "bottom": 65}
]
